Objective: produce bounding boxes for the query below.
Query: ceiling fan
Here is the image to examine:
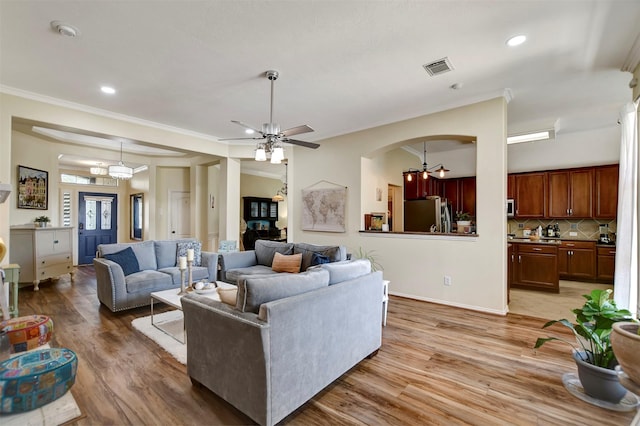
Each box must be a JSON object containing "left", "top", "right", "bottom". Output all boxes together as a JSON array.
[{"left": 221, "top": 70, "right": 319, "bottom": 163}]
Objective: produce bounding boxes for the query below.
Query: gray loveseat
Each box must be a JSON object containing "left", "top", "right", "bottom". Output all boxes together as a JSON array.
[
  {"left": 218, "top": 239, "right": 348, "bottom": 284},
  {"left": 182, "top": 259, "right": 383, "bottom": 426},
  {"left": 93, "top": 239, "right": 218, "bottom": 312}
]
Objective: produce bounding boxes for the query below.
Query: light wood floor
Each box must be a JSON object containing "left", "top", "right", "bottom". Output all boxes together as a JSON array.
[{"left": 15, "top": 267, "right": 635, "bottom": 425}]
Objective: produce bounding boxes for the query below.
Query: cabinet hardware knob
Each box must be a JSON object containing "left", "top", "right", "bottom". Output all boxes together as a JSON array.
[
  {"left": 609, "top": 251, "right": 615, "bottom": 254},
  {"left": 518, "top": 255, "right": 521, "bottom": 263},
  {"left": 533, "top": 248, "right": 541, "bottom": 251}
]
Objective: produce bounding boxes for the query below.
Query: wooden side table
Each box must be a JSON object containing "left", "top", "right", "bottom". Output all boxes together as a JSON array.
[
  {"left": 2, "top": 264, "right": 20, "bottom": 318},
  {"left": 382, "top": 279, "right": 389, "bottom": 327}
]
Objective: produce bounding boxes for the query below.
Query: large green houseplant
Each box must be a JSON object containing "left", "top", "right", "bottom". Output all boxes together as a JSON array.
[{"left": 535, "top": 289, "right": 635, "bottom": 403}]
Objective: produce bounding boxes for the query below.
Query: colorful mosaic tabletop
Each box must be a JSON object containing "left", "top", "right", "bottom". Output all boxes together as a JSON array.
[{"left": 0, "top": 347, "right": 77, "bottom": 413}]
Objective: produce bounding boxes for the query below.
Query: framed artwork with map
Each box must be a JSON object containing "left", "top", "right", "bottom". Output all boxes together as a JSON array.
[{"left": 301, "top": 186, "right": 347, "bottom": 232}]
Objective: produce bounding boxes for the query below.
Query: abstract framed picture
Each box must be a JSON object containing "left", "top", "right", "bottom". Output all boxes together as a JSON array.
[{"left": 17, "top": 165, "right": 48, "bottom": 210}]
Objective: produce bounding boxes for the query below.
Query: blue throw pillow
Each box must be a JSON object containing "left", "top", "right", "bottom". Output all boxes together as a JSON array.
[
  {"left": 176, "top": 241, "right": 202, "bottom": 266},
  {"left": 311, "top": 252, "right": 331, "bottom": 266},
  {"left": 104, "top": 247, "right": 140, "bottom": 276}
]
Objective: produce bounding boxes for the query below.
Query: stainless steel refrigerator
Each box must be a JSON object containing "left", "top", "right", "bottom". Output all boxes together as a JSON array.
[{"left": 404, "top": 196, "right": 451, "bottom": 233}]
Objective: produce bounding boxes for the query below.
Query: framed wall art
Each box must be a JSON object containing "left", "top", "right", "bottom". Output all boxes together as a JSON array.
[{"left": 17, "top": 165, "right": 48, "bottom": 210}]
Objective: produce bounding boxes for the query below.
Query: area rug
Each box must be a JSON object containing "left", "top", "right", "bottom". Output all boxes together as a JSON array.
[{"left": 131, "top": 310, "right": 186, "bottom": 365}]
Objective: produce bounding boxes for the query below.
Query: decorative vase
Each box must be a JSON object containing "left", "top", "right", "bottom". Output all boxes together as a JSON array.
[
  {"left": 572, "top": 350, "right": 627, "bottom": 403},
  {"left": 37, "top": 222, "right": 47, "bottom": 228},
  {"left": 611, "top": 322, "right": 640, "bottom": 385}
]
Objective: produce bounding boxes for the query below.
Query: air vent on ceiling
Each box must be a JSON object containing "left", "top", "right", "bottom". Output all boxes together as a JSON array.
[{"left": 422, "top": 57, "right": 454, "bottom": 76}]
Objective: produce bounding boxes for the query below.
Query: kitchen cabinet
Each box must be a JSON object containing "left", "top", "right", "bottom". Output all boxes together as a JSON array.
[
  {"left": 548, "top": 169, "right": 593, "bottom": 218},
  {"left": 594, "top": 164, "right": 619, "bottom": 219},
  {"left": 439, "top": 176, "right": 475, "bottom": 216},
  {"left": 507, "top": 175, "right": 515, "bottom": 200},
  {"left": 403, "top": 172, "right": 439, "bottom": 200},
  {"left": 10, "top": 226, "right": 74, "bottom": 290},
  {"left": 511, "top": 242, "right": 559, "bottom": 293},
  {"left": 558, "top": 240, "right": 596, "bottom": 280},
  {"left": 514, "top": 172, "right": 547, "bottom": 218},
  {"left": 459, "top": 177, "right": 476, "bottom": 216},
  {"left": 596, "top": 246, "right": 616, "bottom": 283}
]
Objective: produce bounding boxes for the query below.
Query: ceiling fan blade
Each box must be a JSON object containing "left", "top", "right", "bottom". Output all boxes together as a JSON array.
[
  {"left": 231, "top": 120, "right": 263, "bottom": 134},
  {"left": 281, "top": 124, "right": 314, "bottom": 137},
  {"left": 219, "top": 136, "right": 266, "bottom": 141},
  {"left": 283, "top": 138, "right": 320, "bottom": 149}
]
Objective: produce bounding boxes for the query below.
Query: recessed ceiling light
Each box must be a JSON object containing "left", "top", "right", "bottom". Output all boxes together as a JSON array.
[
  {"left": 506, "top": 35, "right": 527, "bottom": 47},
  {"left": 100, "top": 86, "right": 116, "bottom": 95},
  {"left": 245, "top": 129, "right": 255, "bottom": 134},
  {"left": 50, "top": 21, "right": 80, "bottom": 37}
]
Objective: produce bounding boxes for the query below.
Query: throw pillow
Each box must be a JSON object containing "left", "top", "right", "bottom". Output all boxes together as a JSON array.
[
  {"left": 104, "top": 247, "right": 140, "bottom": 276},
  {"left": 254, "top": 240, "right": 294, "bottom": 266},
  {"left": 176, "top": 241, "right": 202, "bottom": 266},
  {"left": 271, "top": 252, "right": 302, "bottom": 273},
  {"left": 311, "top": 252, "right": 331, "bottom": 266},
  {"left": 217, "top": 287, "right": 237, "bottom": 306}
]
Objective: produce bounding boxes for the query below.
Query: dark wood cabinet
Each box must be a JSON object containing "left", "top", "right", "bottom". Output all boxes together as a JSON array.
[
  {"left": 596, "top": 246, "right": 616, "bottom": 282},
  {"left": 548, "top": 169, "right": 593, "bottom": 218},
  {"left": 439, "top": 177, "right": 475, "bottom": 216},
  {"left": 460, "top": 177, "right": 476, "bottom": 216},
  {"left": 511, "top": 243, "right": 559, "bottom": 292},
  {"left": 243, "top": 197, "right": 278, "bottom": 222},
  {"left": 403, "top": 172, "right": 440, "bottom": 200},
  {"left": 558, "top": 240, "right": 596, "bottom": 280},
  {"left": 507, "top": 174, "right": 515, "bottom": 200},
  {"left": 514, "top": 172, "right": 547, "bottom": 218},
  {"left": 594, "top": 164, "right": 619, "bottom": 219}
]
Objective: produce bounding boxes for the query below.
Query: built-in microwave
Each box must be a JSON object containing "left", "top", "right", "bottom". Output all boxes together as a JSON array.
[{"left": 506, "top": 199, "right": 515, "bottom": 217}]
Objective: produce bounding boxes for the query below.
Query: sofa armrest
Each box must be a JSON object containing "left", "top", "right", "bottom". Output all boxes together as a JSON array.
[
  {"left": 200, "top": 251, "right": 219, "bottom": 282},
  {"left": 182, "top": 294, "right": 271, "bottom": 426},
  {"left": 93, "top": 257, "right": 127, "bottom": 312},
  {"left": 218, "top": 250, "right": 257, "bottom": 281}
]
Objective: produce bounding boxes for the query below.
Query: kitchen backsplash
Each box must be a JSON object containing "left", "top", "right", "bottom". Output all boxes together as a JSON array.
[{"left": 507, "top": 218, "right": 617, "bottom": 241}]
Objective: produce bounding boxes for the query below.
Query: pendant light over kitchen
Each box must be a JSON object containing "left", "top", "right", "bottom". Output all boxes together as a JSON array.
[{"left": 404, "top": 142, "right": 450, "bottom": 181}]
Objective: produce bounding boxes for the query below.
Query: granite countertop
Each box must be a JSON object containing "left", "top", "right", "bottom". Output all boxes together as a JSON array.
[{"left": 507, "top": 236, "right": 616, "bottom": 247}]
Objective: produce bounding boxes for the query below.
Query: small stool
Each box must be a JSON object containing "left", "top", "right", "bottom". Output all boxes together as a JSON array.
[
  {"left": 1, "top": 315, "right": 53, "bottom": 353},
  {"left": 0, "top": 347, "right": 78, "bottom": 413}
]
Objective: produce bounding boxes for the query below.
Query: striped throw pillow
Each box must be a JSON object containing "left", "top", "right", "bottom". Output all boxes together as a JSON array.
[{"left": 271, "top": 252, "right": 302, "bottom": 273}]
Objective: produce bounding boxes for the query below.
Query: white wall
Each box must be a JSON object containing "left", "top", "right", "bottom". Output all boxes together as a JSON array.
[{"left": 291, "top": 97, "right": 509, "bottom": 314}]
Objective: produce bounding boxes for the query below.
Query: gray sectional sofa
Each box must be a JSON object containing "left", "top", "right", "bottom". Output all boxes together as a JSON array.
[
  {"left": 218, "top": 239, "right": 348, "bottom": 284},
  {"left": 93, "top": 239, "right": 218, "bottom": 312},
  {"left": 182, "top": 259, "right": 383, "bottom": 426}
]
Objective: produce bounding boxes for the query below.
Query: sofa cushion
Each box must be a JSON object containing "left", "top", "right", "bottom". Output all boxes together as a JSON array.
[
  {"left": 103, "top": 247, "right": 140, "bottom": 276},
  {"left": 226, "top": 265, "right": 278, "bottom": 284},
  {"left": 158, "top": 266, "right": 209, "bottom": 285},
  {"left": 255, "top": 240, "right": 293, "bottom": 266},
  {"left": 311, "top": 252, "right": 331, "bottom": 266},
  {"left": 237, "top": 268, "right": 330, "bottom": 313},
  {"left": 317, "top": 259, "right": 372, "bottom": 285},
  {"left": 99, "top": 240, "right": 157, "bottom": 271},
  {"left": 154, "top": 239, "right": 195, "bottom": 269},
  {"left": 293, "top": 243, "right": 343, "bottom": 271},
  {"left": 125, "top": 270, "right": 173, "bottom": 293},
  {"left": 177, "top": 241, "right": 202, "bottom": 266},
  {"left": 271, "top": 252, "right": 302, "bottom": 273}
]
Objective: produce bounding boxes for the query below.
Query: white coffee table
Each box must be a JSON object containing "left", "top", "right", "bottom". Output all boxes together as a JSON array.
[{"left": 150, "top": 281, "right": 236, "bottom": 343}]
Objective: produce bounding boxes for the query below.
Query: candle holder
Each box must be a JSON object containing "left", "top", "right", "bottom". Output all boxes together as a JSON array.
[
  {"left": 187, "top": 260, "right": 193, "bottom": 290},
  {"left": 178, "top": 268, "right": 187, "bottom": 295}
]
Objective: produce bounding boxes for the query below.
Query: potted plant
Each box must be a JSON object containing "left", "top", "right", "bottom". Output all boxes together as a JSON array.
[
  {"left": 611, "top": 321, "right": 640, "bottom": 385},
  {"left": 534, "top": 289, "right": 635, "bottom": 403},
  {"left": 455, "top": 212, "right": 472, "bottom": 234},
  {"left": 353, "top": 247, "right": 383, "bottom": 272},
  {"left": 34, "top": 215, "right": 51, "bottom": 228}
]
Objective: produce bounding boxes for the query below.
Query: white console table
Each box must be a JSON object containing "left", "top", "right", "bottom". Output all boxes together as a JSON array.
[{"left": 382, "top": 279, "right": 389, "bottom": 326}]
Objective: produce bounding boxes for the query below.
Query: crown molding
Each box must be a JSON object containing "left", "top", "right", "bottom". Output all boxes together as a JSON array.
[{"left": 0, "top": 85, "right": 220, "bottom": 142}]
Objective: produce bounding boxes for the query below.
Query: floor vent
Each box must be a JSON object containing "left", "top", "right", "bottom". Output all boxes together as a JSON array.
[{"left": 422, "top": 57, "right": 454, "bottom": 76}]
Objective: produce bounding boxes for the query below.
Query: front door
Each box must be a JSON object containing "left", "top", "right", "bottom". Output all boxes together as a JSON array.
[{"left": 78, "top": 192, "right": 118, "bottom": 265}]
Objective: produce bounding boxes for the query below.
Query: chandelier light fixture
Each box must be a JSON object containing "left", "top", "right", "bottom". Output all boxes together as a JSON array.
[
  {"left": 272, "top": 162, "right": 288, "bottom": 202},
  {"left": 90, "top": 162, "right": 108, "bottom": 176},
  {"left": 108, "top": 142, "right": 134, "bottom": 180},
  {"left": 404, "top": 142, "right": 450, "bottom": 181},
  {"left": 255, "top": 136, "right": 285, "bottom": 164}
]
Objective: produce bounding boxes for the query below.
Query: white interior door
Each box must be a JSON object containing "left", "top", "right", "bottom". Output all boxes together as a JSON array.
[
  {"left": 169, "top": 190, "right": 191, "bottom": 239},
  {"left": 391, "top": 185, "right": 403, "bottom": 232}
]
